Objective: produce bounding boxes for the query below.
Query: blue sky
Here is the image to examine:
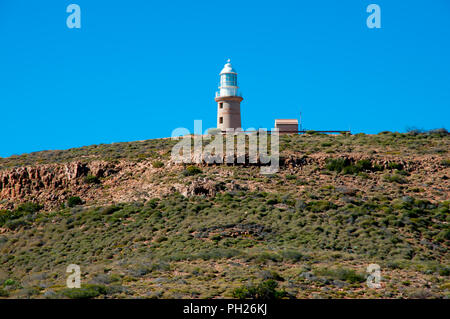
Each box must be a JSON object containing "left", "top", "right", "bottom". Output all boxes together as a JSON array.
[{"left": 0, "top": 0, "right": 449, "bottom": 157}]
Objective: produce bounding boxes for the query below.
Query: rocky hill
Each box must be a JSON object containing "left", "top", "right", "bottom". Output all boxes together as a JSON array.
[{"left": 0, "top": 132, "right": 449, "bottom": 299}]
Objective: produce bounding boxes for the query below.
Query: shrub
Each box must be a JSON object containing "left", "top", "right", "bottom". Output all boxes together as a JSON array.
[
  {"left": 315, "top": 268, "right": 365, "bottom": 284},
  {"left": 0, "top": 209, "right": 34, "bottom": 230},
  {"left": 146, "top": 198, "right": 159, "bottom": 209},
  {"left": 3, "top": 279, "right": 17, "bottom": 286},
  {"left": 326, "top": 158, "right": 349, "bottom": 173},
  {"left": 438, "top": 266, "right": 450, "bottom": 276},
  {"left": 354, "top": 159, "right": 373, "bottom": 171},
  {"left": 196, "top": 248, "right": 241, "bottom": 260},
  {"left": 396, "top": 169, "right": 409, "bottom": 176},
  {"left": 4, "top": 218, "right": 28, "bottom": 230},
  {"left": 428, "top": 128, "right": 448, "bottom": 137},
  {"left": 406, "top": 127, "right": 424, "bottom": 135},
  {"left": 251, "top": 252, "right": 282, "bottom": 263},
  {"left": 387, "top": 162, "right": 403, "bottom": 170},
  {"left": 67, "top": 196, "right": 83, "bottom": 207},
  {"left": 260, "top": 271, "right": 284, "bottom": 281},
  {"left": 61, "top": 284, "right": 108, "bottom": 299},
  {"left": 384, "top": 174, "right": 407, "bottom": 184},
  {"left": 435, "top": 229, "right": 450, "bottom": 242},
  {"left": 281, "top": 250, "right": 305, "bottom": 262},
  {"left": 84, "top": 174, "right": 100, "bottom": 184},
  {"left": 101, "top": 205, "right": 121, "bottom": 215},
  {"left": 182, "top": 166, "right": 202, "bottom": 176},
  {"left": 386, "top": 260, "right": 407, "bottom": 270},
  {"left": 0, "top": 210, "right": 18, "bottom": 227},
  {"left": 326, "top": 158, "right": 381, "bottom": 174},
  {"left": 17, "top": 202, "right": 43, "bottom": 213},
  {"left": 408, "top": 289, "right": 436, "bottom": 299},
  {"left": 0, "top": 288, "right": 9, "bottom": 297},
  {"left": 154, "top": 236, "right": 168, "bottom": 243},
  {"left": 308, "top": 200, "right": 336, "bottom": 212},
  {"left": 152, "top": 161, "right": 164, "bottom": 168},
  {"left": 232, "top": 280, "right": 288, "bottom": 299}
]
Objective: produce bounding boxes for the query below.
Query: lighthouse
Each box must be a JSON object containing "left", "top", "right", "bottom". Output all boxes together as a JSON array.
[{"left": 215, "top": 59, "right": 243, "bottom": 131}]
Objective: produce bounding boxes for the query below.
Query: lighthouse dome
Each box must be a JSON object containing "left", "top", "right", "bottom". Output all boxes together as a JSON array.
[{"left": 220, "top": 59, "right": 237, "bottom": 74}]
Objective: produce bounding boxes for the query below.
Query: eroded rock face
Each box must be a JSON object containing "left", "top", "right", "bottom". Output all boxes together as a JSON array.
[
  {"left": 172, "top": 178, "right": 224, "bottom": 197},
  {"left": 284, "top": 153, "right": 444, "bottom": 173},
  {"left": 0, "top": 161, "right": 119, "bottom": 209},
  {"left": 0, "top": 152, "right": 447, "bottom": 210},
  {"left": 282, "top": 155, "right": 311, "bottom": 169},
  {"left": 171, "top": 151, "right": 443, "bottom": 173}
]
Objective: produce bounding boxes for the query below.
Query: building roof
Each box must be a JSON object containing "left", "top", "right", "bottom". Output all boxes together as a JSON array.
[
  {"left": 220, "top": 59, "right": 237, "bottom": 74},
  {"left": 275, "top": 119, "right": 298, "bottom": 125}
]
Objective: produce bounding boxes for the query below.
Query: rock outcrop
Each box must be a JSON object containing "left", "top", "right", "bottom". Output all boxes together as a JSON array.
[
  {"left": 0, "top": 161, "right": 118, "bottom": 209},
  {"left": 0, "top": 152, "right": 447, "bottom": 210}
]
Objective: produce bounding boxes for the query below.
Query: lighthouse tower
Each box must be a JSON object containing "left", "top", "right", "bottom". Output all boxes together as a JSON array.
[{"left": 215, "top": 59, "right": 243, "bottom": 131}]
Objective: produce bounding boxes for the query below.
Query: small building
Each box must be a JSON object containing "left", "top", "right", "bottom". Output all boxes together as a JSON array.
[{"left": 274, "top": 119, "right": 298, "bottom": 134}]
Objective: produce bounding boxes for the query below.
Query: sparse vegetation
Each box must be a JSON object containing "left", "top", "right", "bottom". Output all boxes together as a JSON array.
[
  {"left": 85, "top": 174, "right": 100, "bottom": 184},
  {"left": 232, "top": 280, "right": 288, "bottom": 299},
  {"left": 314, "top": 267, "right": 366, "bottom": 284},
  {"left": 442, "top": 159, "right": 450, "bottom": 167},
  {"left": 152, "top": 161, "right": 164, "bottom": 168},
  {"left": 383, "top": 174, "right": 407, "bottom": 184},
  {"left": 325, "top": 158, "right": 382, "bottom": 175},
  {"left": 182, "top": 165, "right": 202, "bottom": 176},
  {"left": 0, "top": 132, "right": 448, "bottom": 299},
  {"left": 61, "top": 284, "right": 108, "bottom": 299},
  {"left": 0, "top": 191, "right": 447, "bottom": 298},
  {"left": 67, "top": 196, "right": 83, "bottom": 207}
]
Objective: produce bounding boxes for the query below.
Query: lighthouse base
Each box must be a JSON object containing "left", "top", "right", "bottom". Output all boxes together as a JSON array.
[{"left": 215, "top": 96, "right": 243, "bottom": 131}]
